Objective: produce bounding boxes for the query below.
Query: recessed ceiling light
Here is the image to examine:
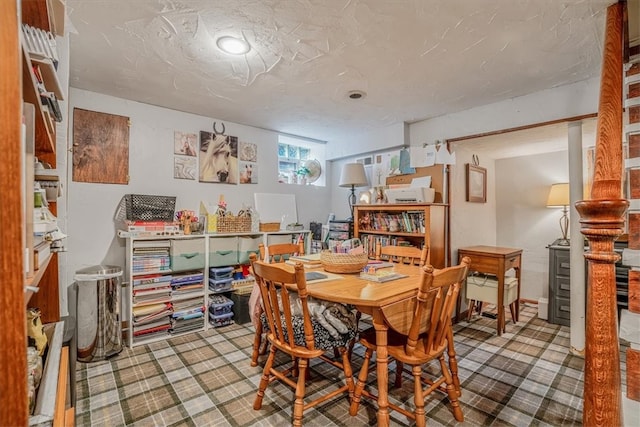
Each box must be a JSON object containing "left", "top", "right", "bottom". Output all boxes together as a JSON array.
[
  {"left": 216, "top": 36, "right": 251, "bottom": 55},
  {"left": 348, "top": 90, "right": 366, "bottom": 100}
]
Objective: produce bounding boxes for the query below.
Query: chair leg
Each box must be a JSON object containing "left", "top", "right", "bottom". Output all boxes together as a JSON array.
[
  {"left": 467, "top": 300, "right": 475, "bottom": 321},
  {"left": 509, "top": 301, "right": 517, "bottom": 324},
  {"left": 349, "top": 347, "right": 372, "bottom": 416},
  {"left": 338, "top": 346, "right": 355, "bottom": 399},
  {"left": 251, "top": 323, "right": 263, "bottom": 367},
  {"left": 439, "top": 355, "right": 464, "bottom": 422},
  {"left": 446, "top": 327, "right": 461, "bottom": 397},
  {"left": 254, "top": 345, "right": 276, "bottom": 410},
  {"left": 412, "top": 365, "right": 426, "bottom": 427},
  {"left": 292, "top": 359, "right": 308, "bottom": 427}
]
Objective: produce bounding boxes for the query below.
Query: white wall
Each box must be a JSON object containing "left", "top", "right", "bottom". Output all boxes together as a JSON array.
[
  {"left": 494, "top": 151, "right": 570, "bottom": 300},
  {"left": 61, "top": 89, "right": 332, "bottom": 314}
]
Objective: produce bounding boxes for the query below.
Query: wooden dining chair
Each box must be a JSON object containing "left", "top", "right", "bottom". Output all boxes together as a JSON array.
[
  {"left": 375, "top": 241, "right": 428, "bottom": 386},
  {"left": 376, "top": 241, "right": 428, "bottom": 266},
  {"left": 249, "top": 253, "right": 356, "bottom": 426},
  {"left": 250, "top": 242, "right": 304, "bottom": 366},
  {"left": 349, "top": 257, "right": 471, "bottom": 427}
]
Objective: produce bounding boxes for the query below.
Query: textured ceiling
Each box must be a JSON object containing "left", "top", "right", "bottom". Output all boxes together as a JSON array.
[{"left": 66, "top": 0, "right": 619, "bottom": 144}]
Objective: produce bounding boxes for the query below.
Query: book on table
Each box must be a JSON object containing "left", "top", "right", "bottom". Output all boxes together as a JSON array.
[{"left": 359, "top": 271, "right": 409, "bottom": 283}]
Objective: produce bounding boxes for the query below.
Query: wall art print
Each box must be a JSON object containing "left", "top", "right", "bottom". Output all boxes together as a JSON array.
[
  {"left": 174, "top": 131, "right": 197, "bottom": 156},
  {"left": 199, "top": 131, "right": 238, "bottom": 184},
  {"left": 72, "top": 108, "right": 130, "bottom": 184},
  {"left": 239, "top": 141, "right": 258, "bottom": 184},
  {"left": 174, "top": 156, "right": 197, "bottom": 180}
]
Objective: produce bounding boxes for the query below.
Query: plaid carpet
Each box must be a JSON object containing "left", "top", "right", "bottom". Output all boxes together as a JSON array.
[{"left": 75, "top": 305, "right": 628, "bottom": 426}]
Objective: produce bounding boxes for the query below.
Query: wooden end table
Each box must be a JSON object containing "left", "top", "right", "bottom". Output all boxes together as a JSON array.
[{"left": 457, "top": 245, "right": 522, "bottom": 336}]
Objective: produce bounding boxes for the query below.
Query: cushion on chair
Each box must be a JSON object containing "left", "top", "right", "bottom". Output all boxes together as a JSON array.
[{"left": 261, "top": 313, "right": 358, "bottom": 351}]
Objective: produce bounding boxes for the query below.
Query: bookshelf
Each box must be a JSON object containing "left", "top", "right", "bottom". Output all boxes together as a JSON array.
[{"left": 354, "top": 204, "right": 447, "bottom": 269}]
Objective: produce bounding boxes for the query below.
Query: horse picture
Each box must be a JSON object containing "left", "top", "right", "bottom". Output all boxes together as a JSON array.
[{"left": 199, "top": 131, "right": 238, "bottom": 184}]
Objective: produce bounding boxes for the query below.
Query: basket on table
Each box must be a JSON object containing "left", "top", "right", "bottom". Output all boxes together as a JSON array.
[{"left": 320, "top": 251, "right": 369, "bottom": 274}]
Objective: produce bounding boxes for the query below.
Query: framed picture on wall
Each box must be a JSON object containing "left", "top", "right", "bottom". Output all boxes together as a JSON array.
[{"left": 466, "top": 164, "right": 487, "bottom": 203}]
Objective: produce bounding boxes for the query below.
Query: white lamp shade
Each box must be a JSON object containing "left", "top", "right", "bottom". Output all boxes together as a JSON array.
[
  {"left": 339, "top": 163, "right": 369, "bottom": 187},
  {"left": 546, "top": 183, "right": 570, "bottom": 207}
]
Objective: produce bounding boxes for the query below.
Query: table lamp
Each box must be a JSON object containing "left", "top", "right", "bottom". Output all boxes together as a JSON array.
[
  {"left": 339, "top": 163, "right": 369, "bottom": 220},
  {"left": 546, "top": 183, "right": 570, "bottom": 245}
]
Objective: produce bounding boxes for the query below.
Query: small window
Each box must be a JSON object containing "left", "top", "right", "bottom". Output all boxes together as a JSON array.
[{"left": 277, "top": 135, "right": 325, "bottom": 186}]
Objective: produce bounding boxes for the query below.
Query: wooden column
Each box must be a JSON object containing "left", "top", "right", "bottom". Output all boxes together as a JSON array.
[
  {"left": 575, "top": 2, "right": 627, "bottom": 426},
  {"left": 0, "top": 0, "right": 29, "bottom": 424}
]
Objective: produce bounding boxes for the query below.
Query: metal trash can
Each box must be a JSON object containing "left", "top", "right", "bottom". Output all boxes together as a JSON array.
[{"left": 71, "top": 265, "right": 123, "bottom": 362}]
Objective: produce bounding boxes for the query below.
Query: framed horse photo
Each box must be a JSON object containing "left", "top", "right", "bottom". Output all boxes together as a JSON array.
[
  {"left": 199, "top": 130, "right": 239, "bottom": 184},
  {"left": 466, "top": 164, "right": 487, "bottom": 203}
]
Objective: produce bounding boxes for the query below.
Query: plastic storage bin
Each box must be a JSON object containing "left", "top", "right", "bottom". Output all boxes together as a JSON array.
[
  {"left": 209, "top": 277, "right": 233, "bottom": 293},
  {"left": 209, "top": 311, "right": 234, "bottom": 328},
  {"left": 238, "top": 235, "right": 262, "bottom": 264},
  {"left": 209, "top": 266, "right": 234, "bottom": 279},
  {"left": 209, "top": 295, "right": 234, "bottom": 316}
]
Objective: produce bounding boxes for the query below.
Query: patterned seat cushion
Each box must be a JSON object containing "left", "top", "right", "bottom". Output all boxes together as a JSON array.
[{"left": 261, "top": 313, "right": 357, "bottom": 351}]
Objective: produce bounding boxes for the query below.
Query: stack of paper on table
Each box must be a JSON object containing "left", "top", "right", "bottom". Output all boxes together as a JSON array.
[{"left": 287, "top": 253, "right": 322, "bottom": 268}]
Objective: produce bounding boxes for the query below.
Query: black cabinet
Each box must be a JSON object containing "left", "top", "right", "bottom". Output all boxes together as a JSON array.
[
  {"left": 547, "top": 241, "right": 629, "bottom": 326},
  {"left": 548, "top": 244, "right": 571, "bottom": 326}
]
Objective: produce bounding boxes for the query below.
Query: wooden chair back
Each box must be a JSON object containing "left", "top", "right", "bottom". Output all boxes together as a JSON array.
[
  {"left": 258, "top": 242, "right": 304, "bottom": 263},
  {"left": 381, "top": 256, "right": 471, "bottom": 356},
  {"left": 249, "top": 253, "right": 319, "bottom": 355},
  {"left": 376, "top": 241, "right": 427, "bottom": 266}
]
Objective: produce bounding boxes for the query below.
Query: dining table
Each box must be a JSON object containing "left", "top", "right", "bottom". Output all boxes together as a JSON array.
[{"left": 299, "top": 262, "right": 445, "bottom": 427}]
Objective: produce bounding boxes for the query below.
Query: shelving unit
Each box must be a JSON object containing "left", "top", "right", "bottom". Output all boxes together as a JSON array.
[
  {"left": 123, "top": 230, "right": 312, "bottom": 347},
  {"left": 125, "top": 236, "right": 207, "bottom": 347},
  {"left": 354, "top": 204, "right": 447, "bottom": 268}
]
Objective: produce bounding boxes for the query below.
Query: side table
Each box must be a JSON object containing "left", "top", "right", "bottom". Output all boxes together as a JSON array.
[{"left": 457, "top": 245, "right": 523, "bottom": 336}]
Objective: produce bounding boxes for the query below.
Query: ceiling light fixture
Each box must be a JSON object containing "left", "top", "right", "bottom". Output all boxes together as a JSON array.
[
  {"left": 216, "top": 36, "right": 251, "bottom": 55},
  {"left": 348, "top": 90, "right": 366, "bottom": 100}
]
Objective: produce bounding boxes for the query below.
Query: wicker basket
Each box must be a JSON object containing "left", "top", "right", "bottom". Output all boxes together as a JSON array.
[
  {"left": 259, "top": 222, "right": 280, "bottom": 232},
  {"left": 320, "top": 251, "right": 369, "bottom": 274},
  {"left": 217, "top": 215, "right": 251, "bottom": 233}
]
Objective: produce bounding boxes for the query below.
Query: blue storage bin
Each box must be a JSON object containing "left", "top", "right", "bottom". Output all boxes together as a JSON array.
[
  {"left": 208, "top": 277, "right": 233, "bottom": 293},
  {"left": 209, "top": 311, "right": 234, "bottom": 328},
  {"left": 209, "top": 295, "right": 234, "bottom": 315},
  {"left": 209, "top": 266, "right": 234, "bottom": 279}
]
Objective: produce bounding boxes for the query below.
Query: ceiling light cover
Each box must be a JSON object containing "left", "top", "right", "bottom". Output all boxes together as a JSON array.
[{"left": 216, "top": 36, "right": 250, "bottom": 55}]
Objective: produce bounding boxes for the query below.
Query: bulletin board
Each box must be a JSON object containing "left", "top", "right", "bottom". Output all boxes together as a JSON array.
[
  {"left": 254, "top": 193, "right": 297, "bottom": 224},
  {"left": 385, "top": 164, "right": 446, "bottom": 203}
]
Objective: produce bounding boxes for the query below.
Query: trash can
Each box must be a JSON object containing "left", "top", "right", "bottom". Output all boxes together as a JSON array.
[{"left": 71, "top": 265, "right": 123, "bottom": 362}]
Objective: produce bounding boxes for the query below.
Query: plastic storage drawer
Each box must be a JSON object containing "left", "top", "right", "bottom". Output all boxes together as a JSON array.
[
  {"left": 209, "top": 295, "right": 234, "bottom": 315},
  {"left": 466, "top": 275, "right": 518, "bottom": 305},
  {"left": 209, "top": 311, "right": 234, "bottom": 328},
  {"left": 209, "top": 236, "right": 238, "bottom": 267},
  {"left": 170, "top": 238, "right": 205, "bottom": 272},
  {"left": 209, "top": 277, "right": 233, "bottom": 293}
]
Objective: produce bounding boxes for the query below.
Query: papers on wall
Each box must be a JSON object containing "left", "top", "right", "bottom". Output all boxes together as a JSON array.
[
  {"left": 410, "top": 144, "right": 456, "bottom": 167},
  {"left": 410, "top": 145, "right": 436, "bottom": 167}
]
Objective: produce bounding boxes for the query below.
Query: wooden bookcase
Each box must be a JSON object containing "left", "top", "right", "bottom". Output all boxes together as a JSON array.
[
  {"left": 353, "top": 203, "right": 447, "bottom": 268},
  {"left": 1, "top": 0, "right": 68, "bottom": 424}
]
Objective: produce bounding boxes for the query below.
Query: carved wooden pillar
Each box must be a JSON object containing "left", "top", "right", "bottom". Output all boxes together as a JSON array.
[{"left": 575, "top": 2, "right": 627, "bottom": 426}]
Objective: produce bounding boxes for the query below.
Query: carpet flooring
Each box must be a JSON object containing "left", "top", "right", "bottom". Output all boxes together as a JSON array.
[{"left": 74, "top": 305, "right": 628, "bottom": 426}]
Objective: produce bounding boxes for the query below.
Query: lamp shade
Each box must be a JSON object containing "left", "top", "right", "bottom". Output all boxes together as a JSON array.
[
  {"left": 546, "top": 183, "right": 570, "bottom": 207},
  {"left": 339, "top": 163, "right": 369, "bottom": 188}
]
